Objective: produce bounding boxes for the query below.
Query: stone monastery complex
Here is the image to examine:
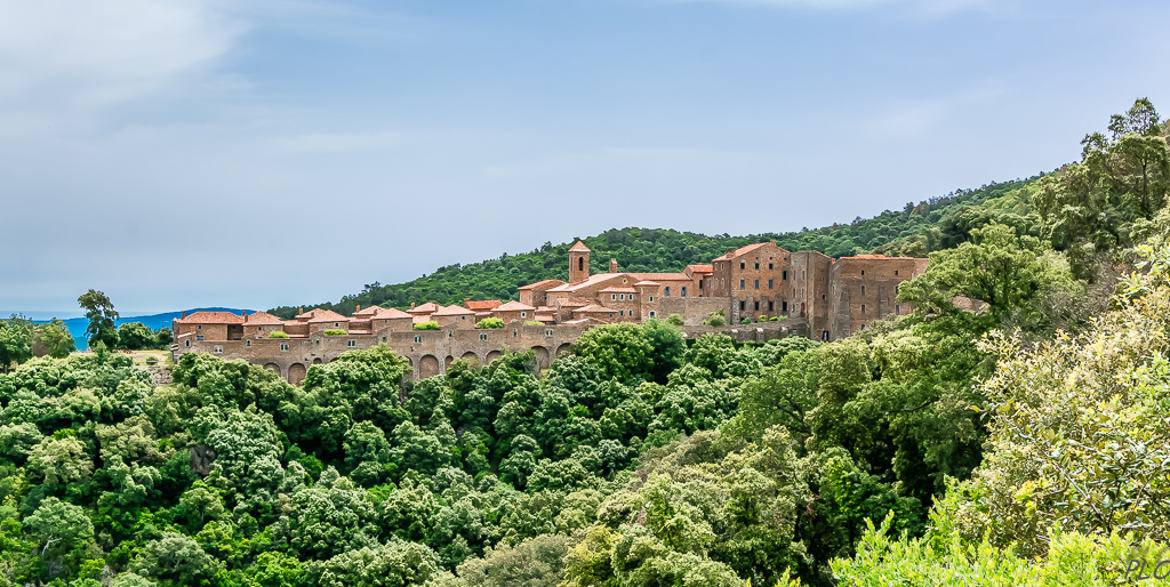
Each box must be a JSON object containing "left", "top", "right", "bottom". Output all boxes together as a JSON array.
[{"left": 172, "top": 241, "right": 928, "bottom": 382}]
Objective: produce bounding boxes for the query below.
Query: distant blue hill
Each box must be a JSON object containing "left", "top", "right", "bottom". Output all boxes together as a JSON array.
[{"left": 40, "top": 308, "right": 252, "bottom": 351}]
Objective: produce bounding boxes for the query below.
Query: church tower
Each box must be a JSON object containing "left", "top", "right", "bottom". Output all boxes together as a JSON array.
[{"left": 569, "top": 240, "right": 591, "bottom": 284}]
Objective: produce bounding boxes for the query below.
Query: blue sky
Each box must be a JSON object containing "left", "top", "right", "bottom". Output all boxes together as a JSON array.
[{"left": 2, "top": 0, "right": 1168, "bottom": 317}]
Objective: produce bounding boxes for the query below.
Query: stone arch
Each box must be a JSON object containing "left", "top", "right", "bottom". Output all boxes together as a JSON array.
[
  {"left": 556, "top": 343, "right": 573, "bottom": 357},
  {"left": 312, "top": 358, "right": 323, "bottom": 365},
  {"left": 263, "top": 363, "right": 281, "bottom": 376},
  {"left": 485, "top": 350, "right": 502, "bottom": 364},
  {"left": 288, "top": 363, "right": 307, "bottom": 386},
  {"left": 531, "top": 346, "right": 550, "bottom": 368},
  {"left": 461, "top": 351, "right": 480, "bottom": 366},
  {"left": 419, "top": 355, "right": 440, "bottom": 379},
  {"left": 444, "top": 355, "right": 455, "bottom": 370}
]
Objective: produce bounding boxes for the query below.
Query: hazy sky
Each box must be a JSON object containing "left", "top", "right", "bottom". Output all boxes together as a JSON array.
[{"left": 3, "top": 0, "right": 1168, "bottom": 316}]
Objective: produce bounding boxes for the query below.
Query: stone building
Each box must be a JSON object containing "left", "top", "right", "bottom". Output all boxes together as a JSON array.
[{"left": 173, "top": 240, "right": 927, "bottom": 382}]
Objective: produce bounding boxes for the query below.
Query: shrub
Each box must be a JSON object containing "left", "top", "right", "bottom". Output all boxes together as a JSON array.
[
  {"left": 702, "top": 310, "right": 725, "bottom": 327},
  {"left": 524, "top": 320, "right": 544, "bottom": 326},
  {"left": 268, "top": 331, "right": 290, "bottom": 339},
  {"left": 666, "top": 314, "right": 685, "bottom": 326},
  {"left": 323, "top": 329, "right": 347, "bottom": 336},
  {"left": 413, "top": 321, "right": 439, "bottom": 331},
  {"left": 145, "top": 355, "right": 159, "bottom": 366},
  {"left": 769, "top": 316, "right": 780, "bottom": 321},
  {"left": 776, "top": 315, "right": 787, "bottom": 321},
  {"left": 740, "top": 318, "right": 751, "bottom": 324},
  {"left": 757, "top": 315, "right": 768, "bottom": 322},
  {"left": 476, "top": 317, "right": 505, "bottom": 329}
]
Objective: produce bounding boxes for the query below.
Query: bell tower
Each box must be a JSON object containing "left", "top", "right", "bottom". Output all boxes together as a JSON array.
[{"left": 569, "top": 240, "right": 591, "bottom": 284}]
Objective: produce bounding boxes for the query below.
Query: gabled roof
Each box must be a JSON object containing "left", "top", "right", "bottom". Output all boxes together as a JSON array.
[
  {"left": 576, "top": 304, "right": 617, "bottom": 313},
  {"left": 686, "top": 264, "right": 714, "bottom": 274},
  {"left": 839, "top": 254, "right": 924, "bottom": 261},
  {"left": 370, "top": 307, "right": 412, "bottom": 320},
  {"left": 547, "top": 272, "right": 628, "bottom": 292},
  {"left": 434, "top": 304, "right": 475, "bottom": 316},
  {"left": 630, "top": 272, "right": 692, "bottom": 282},
  {"left": 495, "top": 301, "right": 536, "bottom": 312},
  {"left": 244, "top": 311, "right": 283, "bottom": 325},
  {"left": 713, "top": 242, "right": 776, "bottom": 261},
  {"left": 569, "top": 240, "right": 591, "bottom": 252},
  {"left": 176, "top": 311, "right": 245, "bottom": 324},
  {"left": 305, "top": 309, "right": 349, "bottom": 323},
  {"left": 518, "top": 279, "right": 566, "bottom": 291},
  {"left": 464, "top": 299, "right": 502, "bottom": 311},
  {"left": 408, "top": 302, "right": 441, "bottom": 314},
  {"left": 352, "top": 305, "right": 380, "bottom": 316},
  {"left": 634, "top": 280, "right": 660, "bottom": 287}
]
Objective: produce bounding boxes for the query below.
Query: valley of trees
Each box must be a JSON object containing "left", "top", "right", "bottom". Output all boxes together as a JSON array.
[{"left": 1, "top": 99, "right": 1168, "bottom": 585}]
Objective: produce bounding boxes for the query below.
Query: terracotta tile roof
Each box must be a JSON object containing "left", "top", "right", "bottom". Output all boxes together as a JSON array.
[
  {"left": 840, "top": 254, "right": 924, "bottom": 260},
  {"left": 176, "top": 311, "right": 245, "bottom": 324},
  {"left": 634, "top": 280, "right": 660, "bottom": 287},
  {"left": 306, "top": 309, "right": 349, "bottom": 323},
  {"left": 535, "top": 306, "right": 556, "bottom": 313},
  {"left": 408, "top": 302, "right": 441, "bottom": 314},
  {"left": 352, "top": 306, "right": 380, "bottom": 316},
  {"left": 576, "top": 304, "right": 617, "bottom": 313},
  {"left": 568, "top": 240, "right": 591, "bottom": 252},
  {"left": 434, "top": 304, "right": 475, "bottom": 316},
  {"left": 495, "top": 301, "right": 536, "bottom": 312},
  {"left": 686, "top": 264, "right": 714, "bottom": 274},
  {"left": 371, "top": 307, "right": 412, "bottom": 320},
  {"left": 631, "top": 272, "right": 691, "bottom": 282},
  {"left": 547, "top": 273, "right": 625, "bottom": 292},
  {"left": 464, "top": 299, "right": 502, "bottom": 311},
  {"left": 713, "top": 242, "right": 775, "bottom": 261},
  {"left": 244, "top": 311, "right": 283, "bottom": 325},
  {"left": 518, "top": 279, "right": 565, "bottom": 291},
  {"left": 599, "top": 287, "right": 637, "bottom": 293}
]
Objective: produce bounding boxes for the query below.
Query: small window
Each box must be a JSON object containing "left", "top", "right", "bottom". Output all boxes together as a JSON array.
[
  {"left": 739, "top": 279, "right": 745, "bottom": 289},
  {"left": 895, "top": 304, "right": 901, "bottom": 314},
  {"left": 822, "top": 330, "right": 830, "bottom": 341},
  {"left": 895, "top": 270, "right": 899, "bottom": 276},
  {"left": 546, "top": 329, "right": 554, "bottom": 337},
  {"left": 513, "top": 328, "right": 518, "bottom": 337},
  {"left": 768, "top": 263, "right": 773, "bottom": 270},
  {"left": 611, "top": 294, "right": 617, "bottom": 301},
  {"left": 754, "top": 262, "right": 759, "bottom": 269},
  {"left": 480, "top": 333, "right": 488, "bottom": 341},
  {"left": 649, "top": 296, "right": 654, "bottom": 302},
  {"left": 620, "top": 310, "right": 625, "bottom": 316},
  {"left": 782, "top": 301, "right": 788, "bottom": 312},
  {"left": 860, "top": 323, "right": 866, "bottom": 330},
  {"left": 196, "top": 335, "right": 204, "bottom": 341},
  {"left": 665, "top": 287, "right": 671, "bottom": 297},
  {"left": 347, "top": 339, "right": 356, "bottom": 347},
  {"left": 753, "top": 279, "right": 759, "bottom": 290},
  {"left": 861, "top": 270, "right": 865, "bottom": 276},
  {"left": 740, "top": 262, "right": 745, "bottom": 269},
  {"left": 681, "top": 286, "right": 687, "bottom": 297},
  {"left": 184, "top": 339, "right": 191, "bottom": 348},
  {"left": 280, "top": 343, "right": 289, "bottom": 352},
  {"left": 782, "top": 270, "right": 788, "bottom": 280},
  {"left": 768, "top": 279, "right": 773, "bottom": 289},
  {"left": 768, "top": 301, "right": 774, "bottom": 311},
  {"left": 861, "top": 285, "right": 866, "bottom": 296},
  {"left": 197, "top": 324, "right": 203, "bottom": 330},
  {"left": 334, "top": 322, "right": 338, "bottom": 328},
  {"left": 649, "top": 310, "right": 657, "bottom": 318},
  {"left": 822, "top": 294, "right": 826, "bottom": 301},
  {"left": 739, "top": 301, "right": 745, "bottom": 311},
  {"left": 520, "top": 311, "right": 527, "bottom": 318},
  {"left": 754, "top": 301, "right": 760, "bottom": 311},
  {"left": 861, "top": 304, "right": 867, "bottom": 314},
  {"left": 414, "top": 335, "right": 422, "bottom": 343},
  {"left": 382, "top": 336, "right": 387, "bottom": 343},
  {"left": 245, "top": 339, "right": 251, "bottom": 348}
]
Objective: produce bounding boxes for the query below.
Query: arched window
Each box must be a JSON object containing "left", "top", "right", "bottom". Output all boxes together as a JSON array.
[{"left": 578, "top": 257, "right": 584, "bottom": 271}]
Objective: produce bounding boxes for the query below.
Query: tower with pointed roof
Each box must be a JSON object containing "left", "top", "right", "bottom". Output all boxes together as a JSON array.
[{"left": 569, "top": 240, "right": 591, "bottom": 284}]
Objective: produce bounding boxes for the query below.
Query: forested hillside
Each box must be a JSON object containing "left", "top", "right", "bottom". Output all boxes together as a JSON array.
[
  {"left": 270, "top": 178, "right": 1035, "bottom": 318},
  {"left": 1, "top": 99, "right": 1168, "bottom": 586}
]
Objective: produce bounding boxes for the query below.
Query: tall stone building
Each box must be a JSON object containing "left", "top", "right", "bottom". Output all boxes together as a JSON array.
[{"left": 173, "top": 240, "right": 927, "bottom": 381}]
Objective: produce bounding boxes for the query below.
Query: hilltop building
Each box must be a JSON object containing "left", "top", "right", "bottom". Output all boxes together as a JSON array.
[{"left": 173, "top": 241, "right": 927, "bottom": 382}]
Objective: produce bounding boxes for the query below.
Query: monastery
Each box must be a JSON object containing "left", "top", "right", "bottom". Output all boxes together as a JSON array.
[{"left": 172, "top": 241, "right": 927, "bottom": 382}]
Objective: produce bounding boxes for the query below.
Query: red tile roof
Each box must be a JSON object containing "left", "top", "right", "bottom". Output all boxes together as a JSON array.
[
  {"left": 244, "top": 311, "right": 283, "bottom": 325},
  {"left": 840, "top": 254, "right": 924, "bottom": 260},
  {"left": 599, "top": 287, "right": 637, "bottom": 293},
  {"left": 408, "top": 302, "right": 440, "bottom": 314},
  {"left": 305, "top": 309, "right": 349, "bottom": 323},
  {"left": 518, "top": 279, "right": 565, "bottom": 291},
  {"left": 464, "top": 299, "right": 502, "bottom": 310},
  {"left": 686, "top": 264, "right": 714, "bottom": 274},
  {"left": 371, "top": 307, "right": 412, "bottom": 320},
  {"left": 434, "top": 304, "right": 475, "bottom": 316},
  {"left": 495, "top": 301, "right": 536, "bottom": 312},
  {"left": 631, "top": 272, "right": 691, "bottom": 282},
  {"left": 634, "top": 280, "right": 660, "bottom": 287},
  {"left": 352, "top": 305, "right": 380, "bottom": 316},
  {"left": 176, "top": 311, "right": 245, "bottom": 324},
  {"left": 713, "top": 242, "right": 775, "bottom": 261},
  {"left": 569, "top": 240, "right": 591, "bottom": 252}
]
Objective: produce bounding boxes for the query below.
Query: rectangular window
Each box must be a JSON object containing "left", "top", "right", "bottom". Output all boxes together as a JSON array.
[
  {"left": 739, "top": 301, "right": 745, "bottom": 311},
  {"left": 214, "top": 345, "right": 223, "bottom": 354},
  {"left": 861, "top": 304, "right": 867, "bottom": 314},
  {"left": 197, "top": 324, "right": 202, "bottom": 330},
  {"left": 782, "top": 301, "right": 788, "bottom": 312},
  {"left": 740, "top": 262, "right": 746, "bottom": 269},
  {"left": 681, "top": 286, "right": 687, "bottom": 297},
  {"left": 280, "top": 343, "right": 289, "bottom": 352},
  {"left": 649, "top": 310, "right": 657, "bottom": 318},
  {"left": 665, "top": 287, "right": 671, "bottom": 297},
  {"left": 861, "top": 270, "right": 865, "bottom": 276},
  {"left": 619, "top": 310, "right": 625, "bottom": 316},
  {"left": 768, "top": 279, "right": 773, "bottom": 289},
  {"left": 315, "top": 338, "right": 321, "bottom": 345},
  {"left": 861, "top": 285, "right": 866, "bottom": 296},
  {"left": 649, "top": 296, "right": 654, "bottom": 302},
  {"left": 245, "top": 340, "right": 251, "bottom": 348},
  {"left": 739, "top": 279, "right": 745, "bottom": 289},
  {"left": 782, "top": 270, "right": 788, "bottom": 280},
  {"left": 754, "top": 262, "right": 759, "bottom": 269},
  {"left": 414, "top": 335, "right": 422, "bottom": 343},
  {"left": 753, "top": 279, "right": 759, "bottom": 289},
  {"left": 546, "top": 329, "right": 554, "bottom": 337},
  {"left": 381, "top": 336, "right": 387, "bottom": 343},
  {"left": 196, "top": 335, "right": 204, "bottom": 341},
  {"left": 895, "top": 304, "right": 901, "bottom": 314},
  {"left": 768, "top": 263, "right": 773, "bottom": 270},
  {"left": 768, "top": 301, "right": 774, "bottom": 311},
  {"left": 184, "top": 339, "right": 190, "bottom": 348},
  {"left": 754, "top": 301, "right": 760, "bottom": 311},
  {"left": 479, "top": 333, "right": 488, "bottom": 341},
  {"left": 347, "top": 339, "right": 356, "bottom": 347},
  {"left": 611, "top": 294, "right": 617, "bottom": 301},
  {"left": 895, "top": 270, "right": 899, "bottom": 276}
]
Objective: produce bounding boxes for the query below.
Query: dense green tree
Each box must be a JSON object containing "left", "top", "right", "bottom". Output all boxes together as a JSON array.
[
  {"left": 116, "top": 322, "right": 155, "bottom": 350},
  {"left": 0, "top": 318, "right": 32, "bottom": 373},
  {"left": 31, "top": 319, "right": 75, "bottom": 358},
  {"left": 78, "top": 289, "right": 119, "bottom": 349}
]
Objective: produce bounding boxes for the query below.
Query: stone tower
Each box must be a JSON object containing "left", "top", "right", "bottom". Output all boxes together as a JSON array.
[{"left": 569, "top": 240, "right": 591, "bottom": 284}]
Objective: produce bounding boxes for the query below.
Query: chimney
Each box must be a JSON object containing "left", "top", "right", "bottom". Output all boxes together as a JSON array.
[
  {"left": 464, "top": 297, "right": 471, "bottom": 306},
  {"left": 610, "top": 259, "right": 618, "bottom": 273},
  {"left": 410, "top": 302, "right": 416, "bottom": 310},
  {"left": 180, "top": 311, "right": 186, "bottom": 319},
  {"left": 298, "top": 307, "right": 304, "bottom": 315},
  {"left": 356, "top": 304, "right": 361, "bottom": 312}
]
